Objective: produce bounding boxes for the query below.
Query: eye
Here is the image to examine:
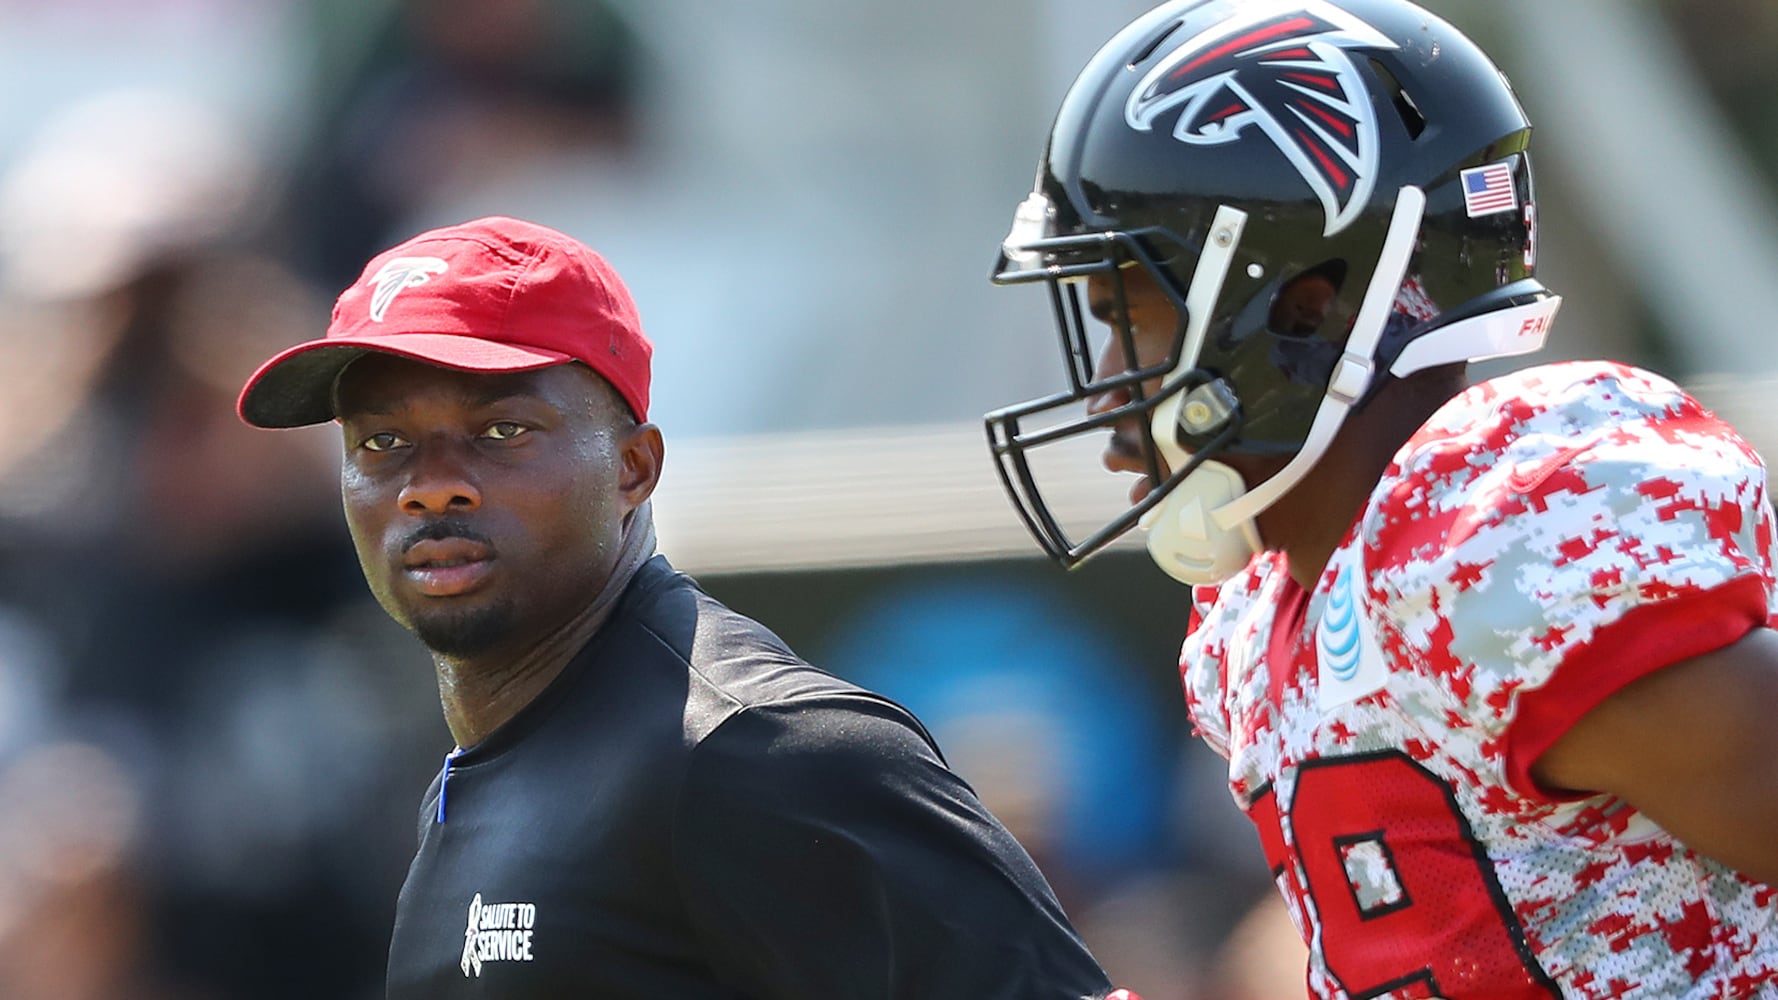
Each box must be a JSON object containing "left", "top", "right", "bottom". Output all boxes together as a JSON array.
[
  {"left": 360, "top": 431, "right": 407, "bottom": 453},
  {"left": 481, "top": 421, "right": 530, "bottom": 442}
]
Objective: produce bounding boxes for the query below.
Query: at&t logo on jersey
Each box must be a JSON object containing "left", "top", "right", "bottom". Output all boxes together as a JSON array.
[
  {"left": 460, "top": 893, "right": 537, "bottom": 978},
  {"left": 1315, "top": 563, "right": 1387, "bottom": 710}
]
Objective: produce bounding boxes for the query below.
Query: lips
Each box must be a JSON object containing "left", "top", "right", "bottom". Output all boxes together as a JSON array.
[{"left": 402, "top": 537, "right": 495, "bottom": 597}]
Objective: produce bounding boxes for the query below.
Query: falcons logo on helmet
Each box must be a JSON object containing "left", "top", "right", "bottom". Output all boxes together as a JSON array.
[
  {"left": 1125, "top": 0, "right": 1396, "bottom": 236},
  {"left": 369, "top": 256, "right": 450, "bottom": 322}
]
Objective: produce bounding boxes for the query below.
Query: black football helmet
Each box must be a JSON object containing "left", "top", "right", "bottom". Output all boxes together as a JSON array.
[{"left": 985, "top": 0, "right": 1561, "bottom": 584}]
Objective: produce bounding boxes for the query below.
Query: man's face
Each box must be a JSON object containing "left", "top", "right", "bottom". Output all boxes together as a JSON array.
[
  {"left": 1082, "top": 267, "right": 1188, "bottom": 506},
  {"left": 1081, "top": 266, "right": 1286, "bottom": 506},
  {"left": 334, "top": 355, "right": 656, "bottom": 657}
]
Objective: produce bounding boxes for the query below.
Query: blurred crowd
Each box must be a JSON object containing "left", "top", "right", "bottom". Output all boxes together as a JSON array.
[
  {"left": 0, "top": 0, "right": 1773, "bottom": 997},
  {"left": 0, "top": 2, "right": 651, "bottom": 997}
]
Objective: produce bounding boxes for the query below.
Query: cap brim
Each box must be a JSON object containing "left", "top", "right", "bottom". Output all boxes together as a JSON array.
[{"left": 236, "top": 334, "right": 573, "bottom": 428}]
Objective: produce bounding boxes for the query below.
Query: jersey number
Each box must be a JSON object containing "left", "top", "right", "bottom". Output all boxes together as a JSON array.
[{"left": 1249, "top": 752, "right": 1559, "bottom": 998}]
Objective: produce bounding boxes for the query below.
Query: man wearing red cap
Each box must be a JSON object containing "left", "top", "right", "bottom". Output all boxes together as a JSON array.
[{"left": 239, "top": 216, "right": 1134, "bottom": 998}]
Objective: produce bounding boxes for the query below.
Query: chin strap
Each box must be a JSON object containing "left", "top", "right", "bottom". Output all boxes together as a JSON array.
[
  {"left": 1140, "top": 186, "right": 1427, "bottom": 586},
  {"left": 1209, "top": 184, "right": 1428, "bottom": 532},
  {"left": 1141, "top": 459, "right": 1263, "bottom": 585},
  {"left": 1140, "top": 203, "right": 1257, "bottom": 585}
]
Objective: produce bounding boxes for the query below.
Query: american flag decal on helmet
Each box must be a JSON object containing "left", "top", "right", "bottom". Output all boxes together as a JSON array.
[{"left": 1125, "top": 1, "right": 1396, "bottom": 236}]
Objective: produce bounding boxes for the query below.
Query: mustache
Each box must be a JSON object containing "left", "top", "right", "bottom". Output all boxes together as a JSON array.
[
  {"left": 399, "top": 519, "right": 496, "bottom": 555},
  {"left": 1106, "top": 427, "right": 1145, "bottom": 462}
]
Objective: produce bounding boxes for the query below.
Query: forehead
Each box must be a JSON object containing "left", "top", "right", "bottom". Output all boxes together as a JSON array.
[{"left": 333, "top": 354, "right": 603, "bottom": 418}]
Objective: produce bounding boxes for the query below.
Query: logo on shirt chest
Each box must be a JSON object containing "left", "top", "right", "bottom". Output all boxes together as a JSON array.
[
  {"left": 1315, "top": 566, "right": 1387, "bottom": 710},
  {"left": 461, "top": 893, "right": 538, "bottom": 977}
]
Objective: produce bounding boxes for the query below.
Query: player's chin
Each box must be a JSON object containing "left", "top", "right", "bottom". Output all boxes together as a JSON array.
[
  {"left": 1130, "top": 476, "right": 1156, "bottom": 508},
  {"left": 405, "top": 600, "right": 519, "bottom": 657}
]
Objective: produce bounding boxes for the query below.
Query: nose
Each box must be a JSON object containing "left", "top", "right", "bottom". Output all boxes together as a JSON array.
[{"left": 397, "top": 441, "right": 482, "bottom": 515}]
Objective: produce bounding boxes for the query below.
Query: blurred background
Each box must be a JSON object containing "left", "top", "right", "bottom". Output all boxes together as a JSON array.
[{"left": 0, "top": 1, "right": 1774, "bottom": 997}]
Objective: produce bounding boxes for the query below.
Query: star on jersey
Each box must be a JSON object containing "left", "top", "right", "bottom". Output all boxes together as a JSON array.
[
  {"left": 369, "top": 256, "right": 449, "bottom": 322},
  {"left": 1124, "top": 0, "right": 1396, "bottom": 236}
]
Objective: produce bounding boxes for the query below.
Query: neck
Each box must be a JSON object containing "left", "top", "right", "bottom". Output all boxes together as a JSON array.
[
  {"left": 1277, "top": 453, "right": 1388, "bottom": 592},
  {"left": 432, "top": 593, "right": 617, "bottom": 750},
  {"left": 1275, "top": 367, "right": 1467, "bottom": 591},
  {"left": 434, "top": 504, "right": 658, "bottom": 749}
]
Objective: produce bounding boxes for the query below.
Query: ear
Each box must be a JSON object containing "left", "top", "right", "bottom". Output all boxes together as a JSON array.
[{"left": 616, "top": 422, "right": 664, "bottom": 511}]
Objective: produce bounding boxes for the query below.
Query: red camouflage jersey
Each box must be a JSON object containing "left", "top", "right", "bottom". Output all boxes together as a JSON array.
[{"left": 1183, "top": 361, "right": 1778, "bottom": 998}]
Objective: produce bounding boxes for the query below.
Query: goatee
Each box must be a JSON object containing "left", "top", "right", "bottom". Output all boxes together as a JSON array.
[{"left": 409, "top": 600, "right": 517, "bottom": 656}]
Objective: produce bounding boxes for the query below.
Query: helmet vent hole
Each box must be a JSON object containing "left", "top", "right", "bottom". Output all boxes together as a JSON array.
[
  {"left": 1130, "top": 21, "right": 1184, "bottom": 67},
  {"left": 1370, "top": 60, "right": 1427, "bottom": 139}
]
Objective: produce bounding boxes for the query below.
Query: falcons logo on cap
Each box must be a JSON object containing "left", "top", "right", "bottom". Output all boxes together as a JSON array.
[
  {"left": 1125, "top": 1, "right": 1396, "bottom": 236},
  {"left": 369, "top": 256, "right": 449, "bottom": 322}
]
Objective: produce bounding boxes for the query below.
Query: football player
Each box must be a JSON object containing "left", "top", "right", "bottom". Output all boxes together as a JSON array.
[{"left": 983, "top": 0, "right": 1778, "bottom": 995}]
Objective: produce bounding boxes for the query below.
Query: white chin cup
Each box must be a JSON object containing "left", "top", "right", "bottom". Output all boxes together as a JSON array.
[{"left": 1138, "top": 460, "right": 1263, "bottom": 586}]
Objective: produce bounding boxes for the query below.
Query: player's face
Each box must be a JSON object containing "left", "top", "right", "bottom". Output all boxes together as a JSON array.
[
  {"left": 334, "top": 355, "right": 658, "bottom": 657},
  {"left": 1080, "top": 266, "right": 1290, "bottom": 508},
  {"left": 1082, "top": 267, "right": 1184, "bottom": 505}
]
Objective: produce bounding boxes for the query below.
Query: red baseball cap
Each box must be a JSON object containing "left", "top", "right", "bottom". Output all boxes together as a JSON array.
[{"left": 237, "top": 215, "right": 651, "bottom": 428}]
